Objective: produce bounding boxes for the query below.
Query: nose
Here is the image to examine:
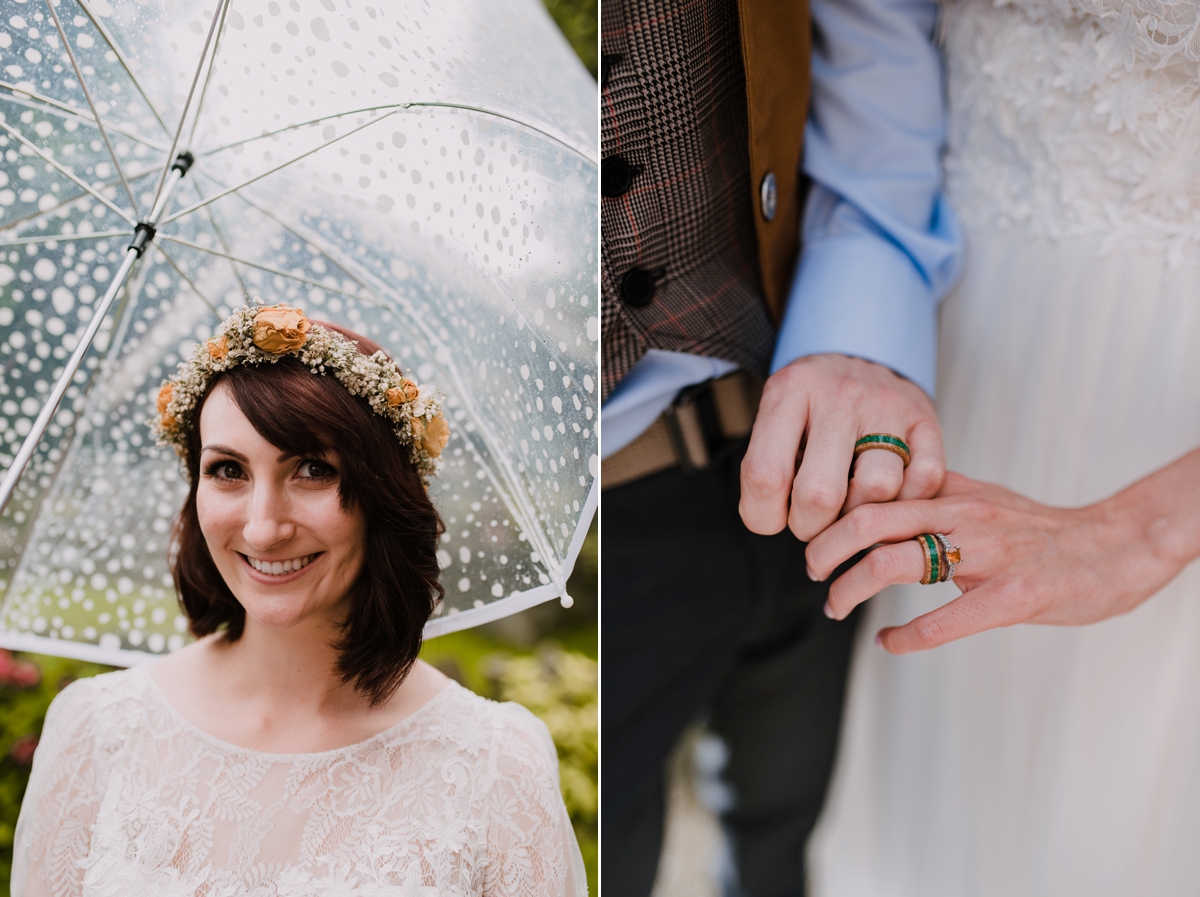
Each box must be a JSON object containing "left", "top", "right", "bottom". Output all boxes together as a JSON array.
[{"left": 241, "top": 478, "right": 296, "bottom": 551}]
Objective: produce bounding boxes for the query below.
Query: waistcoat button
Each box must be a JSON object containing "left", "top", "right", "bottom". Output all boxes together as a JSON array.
[
  {"left": 621, "top": 268, "right": 657, "bottom": 307},
  {"left": 760, "top": 171, "right": 778, "bottom": 222},
  {"left": 602, "top": 157, "right": 636, "bottom": 198}
]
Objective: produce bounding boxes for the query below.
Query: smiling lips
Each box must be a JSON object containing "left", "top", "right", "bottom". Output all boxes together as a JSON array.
[{"left": 244, "top": 554, "right": 317, "bottom": 576}]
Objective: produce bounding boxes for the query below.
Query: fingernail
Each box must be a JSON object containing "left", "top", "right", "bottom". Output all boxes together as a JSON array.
[
  {"left": 874, "top": 632, "right": 884, "bottom": 649},
  {"left": 807, "top": 564, "right": 824, "bottom": 583},
  {"left": 823, "top": 601, "right": 835, "bottom": 620}
]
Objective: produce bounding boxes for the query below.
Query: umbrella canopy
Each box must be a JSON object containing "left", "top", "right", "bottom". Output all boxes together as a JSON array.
[{"left": 0, "top": 0, "right": 598, "bottom": 665}]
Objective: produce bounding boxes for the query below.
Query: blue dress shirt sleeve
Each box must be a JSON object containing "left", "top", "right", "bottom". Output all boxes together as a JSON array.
[{"left": 771, "top": 0, "right": 964, "bottom": 397}]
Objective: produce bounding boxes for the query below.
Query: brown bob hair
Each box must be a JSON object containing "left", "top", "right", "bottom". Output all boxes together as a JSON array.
[{"left": 170, "top": 323, "right": 445, "bottom": 705}]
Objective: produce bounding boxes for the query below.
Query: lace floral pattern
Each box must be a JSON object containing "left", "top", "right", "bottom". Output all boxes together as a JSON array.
[
  {"left": 943, "top": 0, "right": 1200, "bottom": 263},
  {"left": 11, "top": 668, "right": 586, "bottom": 897}
]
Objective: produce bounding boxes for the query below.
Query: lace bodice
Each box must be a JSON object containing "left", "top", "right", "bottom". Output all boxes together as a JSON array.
[
  {"left": 11, "top": 668, "right": 586, "bottom": 897},
  {"left": 943, "top": 0, "right": 1200, "bottom": 260}
]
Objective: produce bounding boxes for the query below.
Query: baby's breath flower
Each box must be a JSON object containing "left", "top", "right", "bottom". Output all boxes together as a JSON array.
[{"left": 149, "top": 302, "right": 445, "bottom": 479}]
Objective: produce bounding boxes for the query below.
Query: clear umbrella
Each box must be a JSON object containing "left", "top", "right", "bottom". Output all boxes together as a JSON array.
[{"left": 0, "top": 0, "right": 598, "bottom": 665}]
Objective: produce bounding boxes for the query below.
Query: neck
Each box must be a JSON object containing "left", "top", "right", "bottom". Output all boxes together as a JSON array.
[{"left": 212, "top": 612, "right": 361, "bottom": 718}]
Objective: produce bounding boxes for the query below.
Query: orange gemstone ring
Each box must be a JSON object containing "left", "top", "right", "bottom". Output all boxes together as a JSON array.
[{"left": 934, "top": 533, "right": 961, "bottom": 582}]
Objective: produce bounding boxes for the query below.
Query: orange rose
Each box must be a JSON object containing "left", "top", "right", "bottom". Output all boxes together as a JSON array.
[
  {"left": 156, "top": 382, "right": 173, "bottom": 416},
  {"left": 385, "top": 378, "right": 420, "bottom": 407},
  {"left": 252, "top": 305, "right": 310, "bottom": 354},
  {"left": 156, "top": 381, "right": 177, "bottom": 429},
  {"left": 415, "top": 412, "right": 449, "bottom": 458},
  {"left": 207, "top": 336, "right": 228, "bottom": 361}
]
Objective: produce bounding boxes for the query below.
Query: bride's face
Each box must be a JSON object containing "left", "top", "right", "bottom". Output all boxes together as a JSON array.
[{"left": 195, "top": 382, "right": 367, "bottom": 632}]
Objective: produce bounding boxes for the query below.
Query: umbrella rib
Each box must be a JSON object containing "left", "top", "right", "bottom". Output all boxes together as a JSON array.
[
  {"left": 191, "top": 174, "right": 381, "bottom": 302},
  {"left": 151, "top": 243, "right": 221, "bottom": 316},
  {"left": 159, "top": 111, "right": 398, "bottom": 226},
  {"left": 149, "top": 0, "right": 231, "bottom": 217},
  {"left": 185, "top": 0, "right": 234, "bottom": 150},
  {"left": 197, "top": 104, "right": 408, "bottom": 157},
  {"left": 0, "top": 166, "right": 159, "bottom": 237},
  {"left": 181, "top": 173, "right": 252, "bottom": 298},
  {"left": 44, "top": 0, "right": 141, "bottom": 218},
  {"left": 0, "top": 118, "right": 136, "bottom": 225},
  {"left": 73, "top": 0, "right": 171, "bottom": 137},
  {"left": 194, "top": 205, "right": 251, "bottom": 299},
  {"left": 0, "top": 230, "right": 130, "bottom": 247},
  {"left": 0, "top": 82, "right": 170, "bottom": 152},
  {"left": 401, "top": 102, "right": 598, "bottom": 164},
  {"left": 157, "top": 234, "right": 376, "bottom": 303},
  {"left": 196, "top": 102, "right": 595, "bottom": 164}
]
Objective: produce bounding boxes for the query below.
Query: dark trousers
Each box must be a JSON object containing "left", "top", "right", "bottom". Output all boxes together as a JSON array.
[{"left": 602, "top": 443, "right": 860, "bottom": 897}]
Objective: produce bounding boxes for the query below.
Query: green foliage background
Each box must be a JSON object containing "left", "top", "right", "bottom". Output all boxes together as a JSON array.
[{"left": 542, "top": 0, "right": 598, "bottom": 78}]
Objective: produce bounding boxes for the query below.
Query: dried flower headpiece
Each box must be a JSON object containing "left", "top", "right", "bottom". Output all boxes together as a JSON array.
[{"left": 150, "top": 303, "right": 448, "bottom": 478}]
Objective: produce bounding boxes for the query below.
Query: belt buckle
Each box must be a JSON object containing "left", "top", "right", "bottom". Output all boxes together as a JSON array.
[{"left": 662, "top": 379, "right": 728, "bottom": 474}]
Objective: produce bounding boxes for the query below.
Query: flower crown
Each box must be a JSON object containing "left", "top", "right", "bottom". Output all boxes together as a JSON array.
[{"left": 151, "top": 303, "right": 448, "bottom": 478}]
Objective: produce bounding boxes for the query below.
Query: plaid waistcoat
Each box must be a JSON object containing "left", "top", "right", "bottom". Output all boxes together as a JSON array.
[{"left": 600, "top": 0, "right": 811, "bottom": 401}]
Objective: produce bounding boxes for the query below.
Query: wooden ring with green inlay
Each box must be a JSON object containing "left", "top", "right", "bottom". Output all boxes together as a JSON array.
[
  {"left": 853, "top": 433, "right": 911, "bottom": 467},
  {"left": 916, "top": 533, "right": 941, "bottom": 585}
]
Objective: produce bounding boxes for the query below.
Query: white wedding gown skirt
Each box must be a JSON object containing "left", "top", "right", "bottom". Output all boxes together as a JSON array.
[{"left": 809, "top": 0, "right": 1200, "bottom": 893}]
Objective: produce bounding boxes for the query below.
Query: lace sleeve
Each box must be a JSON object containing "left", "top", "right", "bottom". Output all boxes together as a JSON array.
[
  {"left": 482, "top": 705, "right": 588, "bottom": 897},
  {"left": 11, "top": 680, "right": 103, "bottom": 897}
]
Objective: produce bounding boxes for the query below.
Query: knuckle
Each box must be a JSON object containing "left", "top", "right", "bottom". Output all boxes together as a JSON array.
[
  {"left": 866, "top": 548, "right": 902, "bottom": 581},
  {"left": 854, "top": 469, "right": 902, "bottom": 502},
  {"left": 741, "top": 464, "right": 791, "bottom": 503},
  {"left": 959, "top": 493, "right": 995, "bottom": 521},
  {"left": 849, "top": 502, "right": 887, "bottom": 538},
  {"left": 906, "top": 459, "right": 945, "bottom": 493},
  {"left": 795, "top": 479, "right": 844, "bottom": 515},
  {"left": 913, "top": 616, "right": 946, "bottom": 648},
  {"left": 832, "top": 374, "right": 864, "bottom": 405}
]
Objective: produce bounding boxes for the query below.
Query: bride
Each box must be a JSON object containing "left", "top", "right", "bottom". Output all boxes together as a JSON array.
[
  {"left": 803, "top": 0, "right": 1200, "bottom": 893},
  {"left": 11, "top": 305, "right": 586, "bottom": 896}
]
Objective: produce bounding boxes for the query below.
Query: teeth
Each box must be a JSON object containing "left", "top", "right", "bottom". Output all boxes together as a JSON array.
[{"left": 247, "top": 554, "right": 313, "bottom": 575}]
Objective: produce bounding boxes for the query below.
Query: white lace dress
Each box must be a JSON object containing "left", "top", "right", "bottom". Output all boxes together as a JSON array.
[
  {"left": 809, "top": 0, "right": 1200, "bottom": 893},
  {"left": 10, "top": 666, "right": 587, "bottom": 897}
]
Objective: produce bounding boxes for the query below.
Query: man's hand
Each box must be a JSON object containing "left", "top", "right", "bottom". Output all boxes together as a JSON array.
[{"left": 739, "top": 354, "right": 945, "bottom": 541}]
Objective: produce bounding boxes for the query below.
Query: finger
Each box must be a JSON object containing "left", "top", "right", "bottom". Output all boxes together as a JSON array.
[
  {"left": 844, "top": 442, "right": 906, "bottom": 513},
  {"left": 740, "top": 380, "right": 811, "bottom": 535},
  {"left": 806, "top": 498, "right": 944, "bottom": 581},
  {"left": 936, "top": 470, "right": 977, "bottom": 497},
  {"left": 787, "top": 408, "right": 857, "bottom": 541},
  {"left": 876, "top": 585, "right": 1018, "bottom": 654},
  {"left": 824, "top": 540, "right": 925, "bottom": 620},
  {"left": 898, "top": 417, "right": 946, "bottom": 500}
]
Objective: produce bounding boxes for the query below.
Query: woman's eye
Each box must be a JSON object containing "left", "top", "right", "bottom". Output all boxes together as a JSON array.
[
  {"left": 298, "top": 460, "right": 335, "bottom": 480},
  {"left": 204, "top": 460, "right": 244, "bottom": 480}
]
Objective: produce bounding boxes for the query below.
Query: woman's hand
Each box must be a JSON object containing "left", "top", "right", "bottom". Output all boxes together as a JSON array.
[{"left": 805, "top": 454, "right": 1200, "bottom": 653}]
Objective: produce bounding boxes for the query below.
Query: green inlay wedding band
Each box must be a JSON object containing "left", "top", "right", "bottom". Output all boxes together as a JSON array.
[
  {"left": 918, "top": 533, "right": 940, "bottom": 585},
  {"left": 854, "top": 433, "right": 912, "bottom": 467}
]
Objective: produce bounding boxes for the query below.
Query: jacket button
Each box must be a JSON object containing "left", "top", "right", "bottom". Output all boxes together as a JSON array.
[
  {"left": 621, "top": 268, "right": 656, "bottom": 307},
  {"left": 602, "top": 157, "right": 636, "bottom": 198},
  {"left": 760, "top": 171, "right": 777, "bottom": 222}
]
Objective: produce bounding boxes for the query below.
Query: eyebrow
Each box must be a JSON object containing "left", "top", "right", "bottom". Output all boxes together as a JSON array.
[
  {"left": 200, "top": 444, "right": 323, "bottom": 464},
  {"left": 201, "top": 444, "right": 248, "bottom": 462}
]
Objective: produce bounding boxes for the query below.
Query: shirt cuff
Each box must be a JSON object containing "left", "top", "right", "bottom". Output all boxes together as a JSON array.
[{"left": 771, "top": 234, "right": 939, "bottom": 396}]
